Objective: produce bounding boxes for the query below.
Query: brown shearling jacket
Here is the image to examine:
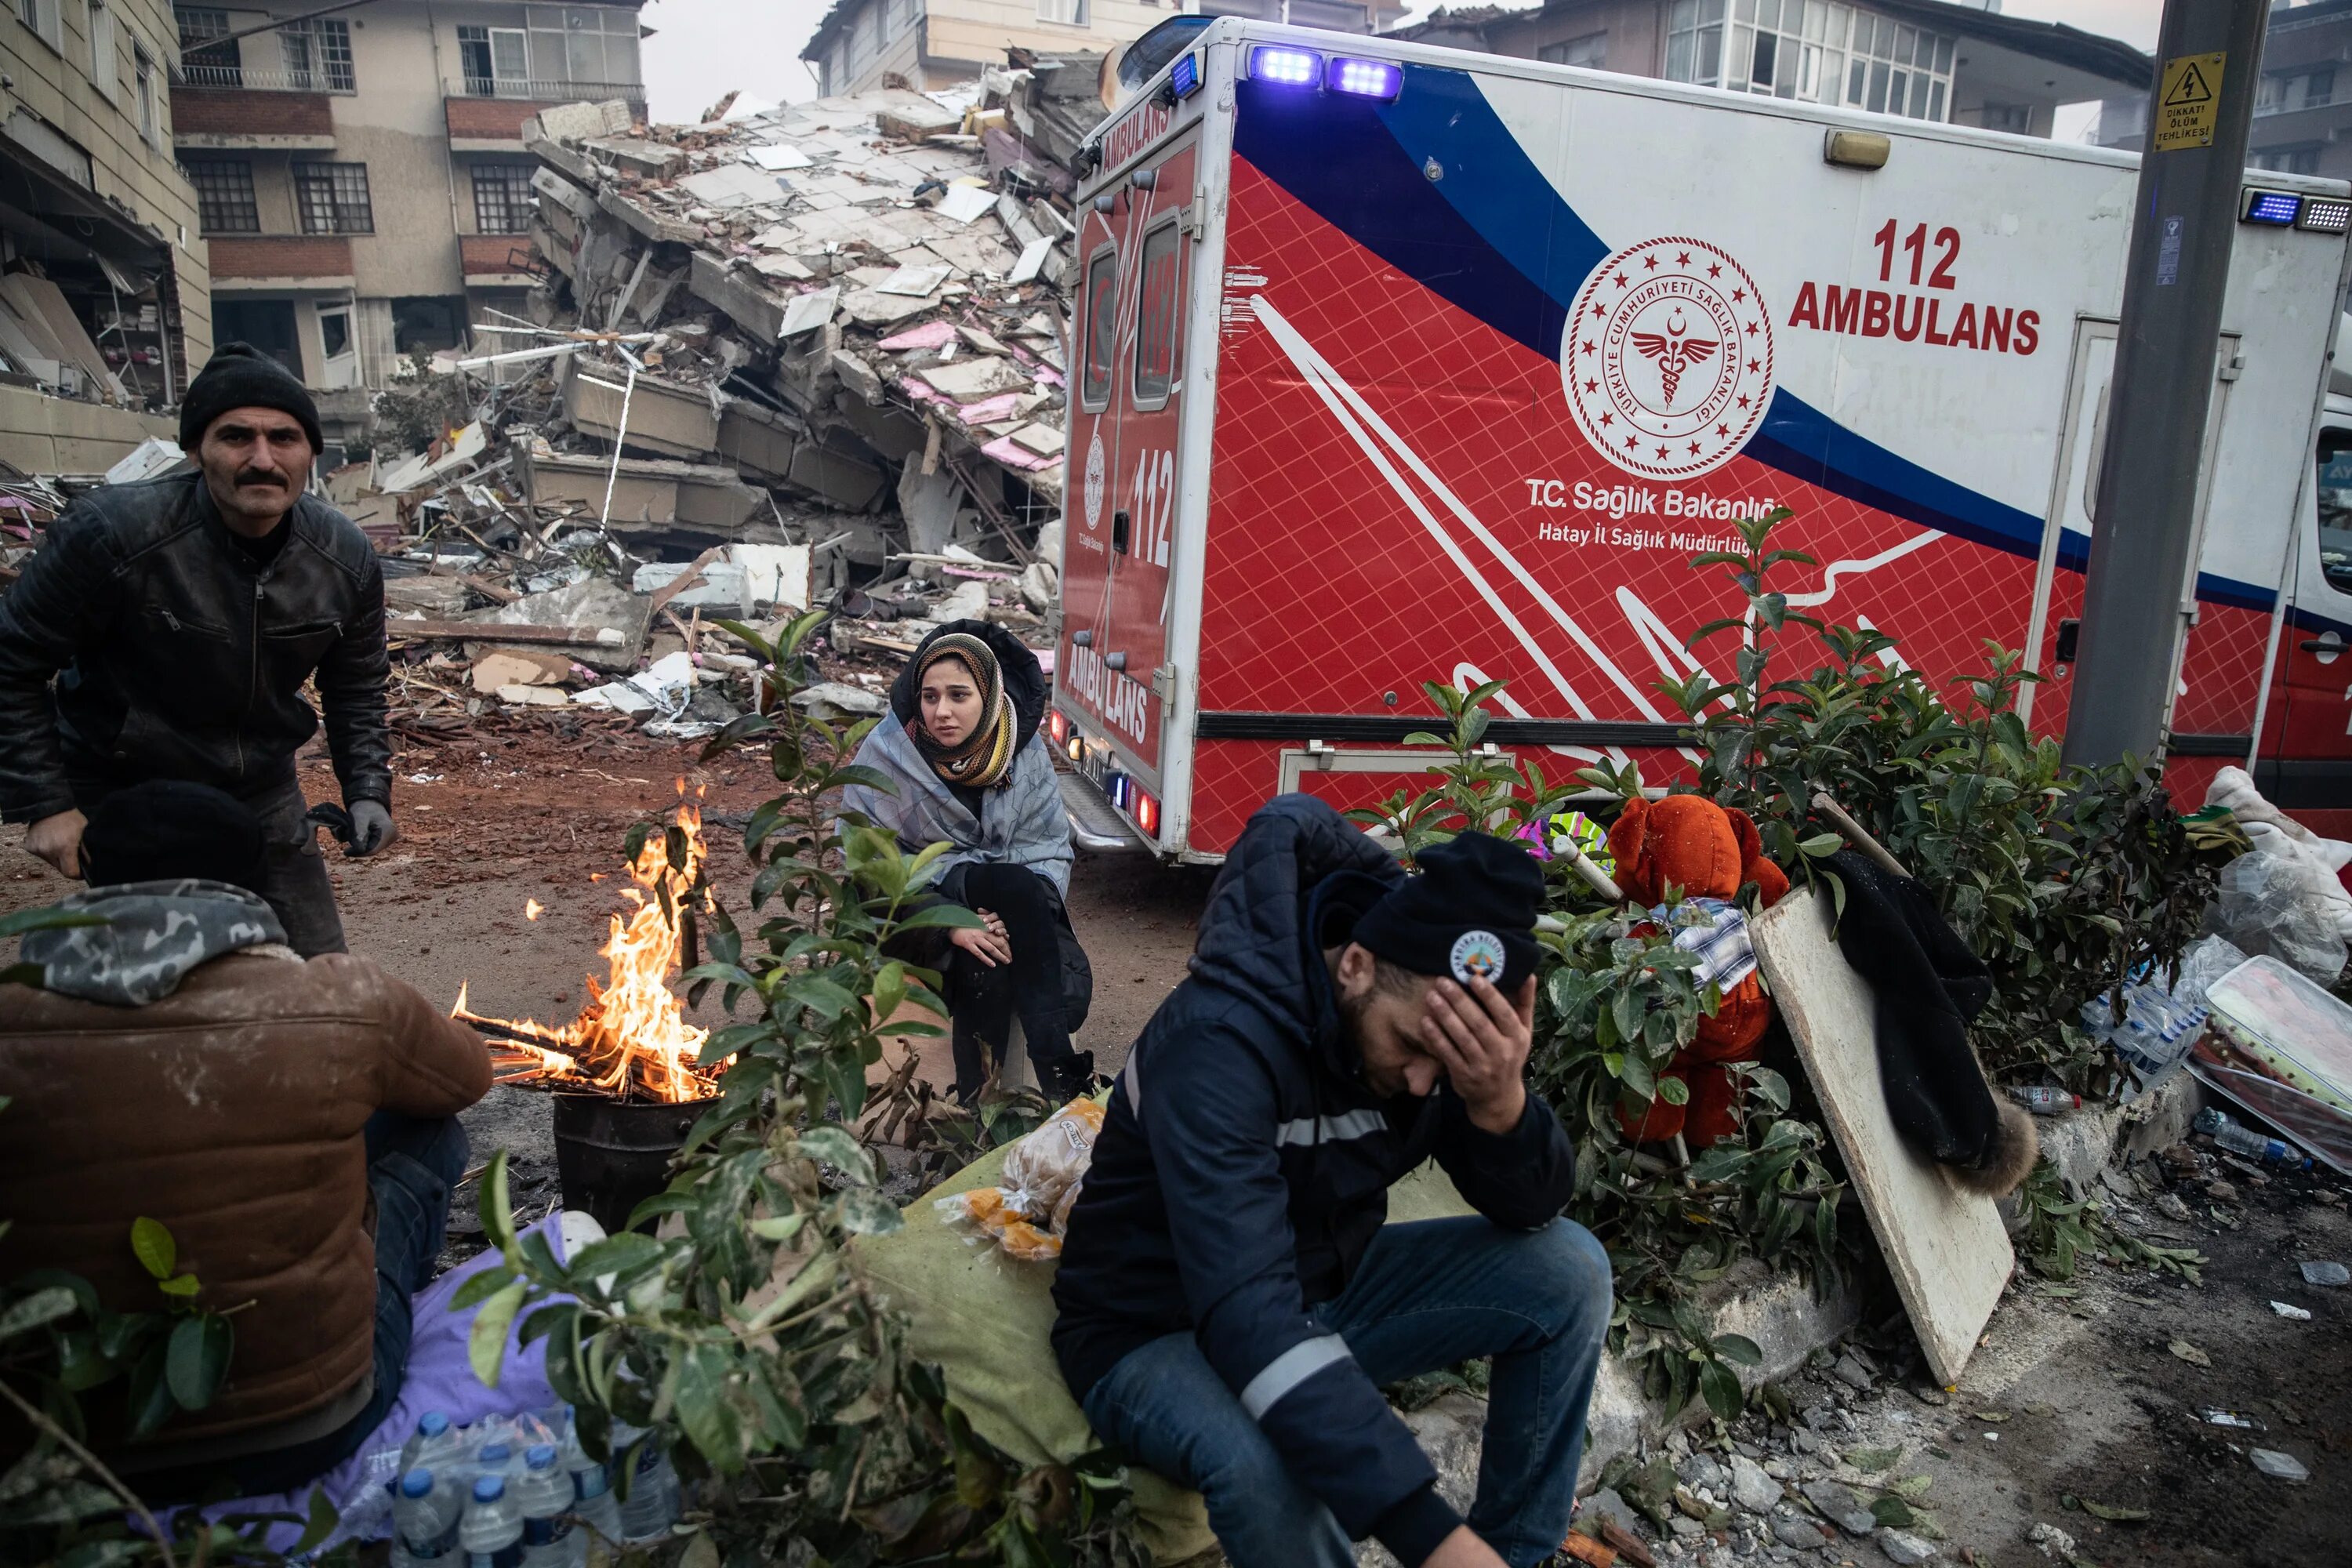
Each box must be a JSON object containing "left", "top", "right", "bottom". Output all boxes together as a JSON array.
[{"left": 0, "top": 888, "right": 488, "bottom": 1447}]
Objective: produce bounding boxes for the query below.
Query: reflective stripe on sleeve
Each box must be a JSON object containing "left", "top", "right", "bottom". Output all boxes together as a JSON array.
[{"left": 1239, "top": 1334, "right": 1355, "bottom": 1419}]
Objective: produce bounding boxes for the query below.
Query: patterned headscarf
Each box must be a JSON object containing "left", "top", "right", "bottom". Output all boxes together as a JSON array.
[{"left": 911, "top": 632, "right": 1016, "bottom": 790}]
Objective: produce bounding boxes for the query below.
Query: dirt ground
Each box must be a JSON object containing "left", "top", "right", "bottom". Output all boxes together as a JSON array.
[{"left": 1803, "top": 1157, "right": 2352, "bottom": 1568}]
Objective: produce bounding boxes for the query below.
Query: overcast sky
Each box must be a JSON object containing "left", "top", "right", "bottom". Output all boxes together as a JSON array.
[{"left": 637, "top": 0, "right": 2166, "bottom": 126}]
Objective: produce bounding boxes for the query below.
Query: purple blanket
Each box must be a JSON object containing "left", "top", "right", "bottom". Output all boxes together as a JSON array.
[{"left": 165, "top": 1215, "right": 573, "bottom": 1553}]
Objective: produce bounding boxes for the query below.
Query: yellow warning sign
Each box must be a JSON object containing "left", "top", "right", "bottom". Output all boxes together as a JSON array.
[{"left": 2154, "top": 52, "right": 2225, "bottom": 151}]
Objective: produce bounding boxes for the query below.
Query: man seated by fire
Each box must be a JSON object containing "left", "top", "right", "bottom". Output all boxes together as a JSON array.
[
  {"left": 0, "top": 780, "right": 489, "bottom": 1497},
  {"left": 839, "top": 621, "right": 1094, "bottom": 1104},
  {"left": 1051, "top": 798, "right": 1610, "bottom": 1568}
]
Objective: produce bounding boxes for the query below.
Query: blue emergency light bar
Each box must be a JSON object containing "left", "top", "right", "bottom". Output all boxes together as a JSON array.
[
  {"left": 1250, "top": 46, "right": 1321, "bottom": 85},
  {"left": 2242, "top": 189, "right": 2302, "bottom": 226},
  {"left": 1247, "top": 46, "right": 1404, "bottom": 100},
  {"left": 1329, "top": 57, "right": 1403, "bottom": 99},
  {"left": 1170, "top": 52, "right": 1202, "bottom": 100}
]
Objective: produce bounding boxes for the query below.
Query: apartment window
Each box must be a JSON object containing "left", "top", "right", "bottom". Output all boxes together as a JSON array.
[
  {"left": 186, "top": 158, "right": 260, "bottom": 233},
  {"left": 281, "top": 17, "right": 355, "bottom": 92},
  {"left": 134, "top": 43, "right": 157, "bottom": 143},
  {"left": 458, "top": 24, "right": 529, "bottom": 94},
  {"left": 2259, "top": 66, "right": 2336, "bottom": 117},
  {"left": 2254, "top": 144, "right": 2324, "bottom": 176},
  {"left": 295, "top": 162, "right": 374, "bottom": 234},
  {"left": 175, "top": 5, "right": 241, "bottom": 85},
  {"left": 524, "top": 5, "right": 641, "bottom": 91},
  {"left": 87, "top": 0, "right": 117, "bottom": 100},
  {"left": 1038, "top": 0, "right": 1089, "bottom": 24},
  {"left": 15, "top": 0, "right": 64, "bottom": 53},
  {"left": 1668, "top": 0, "right": 1950, "bottom": 122},
  {"left": 1539, "top": 31, "right": 1606, "bottom": 69},
  {"left": 472, "top": 162, "right": 537, "bottom": 233}
]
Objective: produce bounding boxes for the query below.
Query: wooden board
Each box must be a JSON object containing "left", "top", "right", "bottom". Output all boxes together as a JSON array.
[
  {"left": 1751, "top": 887, "right": 2013, "bottom": 1385},
  {"left": 388, "top": 620, "right": 617, "bottom": 646}
]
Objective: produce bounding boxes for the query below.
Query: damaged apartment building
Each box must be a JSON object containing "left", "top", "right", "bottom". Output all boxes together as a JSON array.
[
  {"left": 165, "top": 0, "right": 648, "bottom": 459},
  {"left": 3, "top": 0, "right": 210, "bottom": 472}
]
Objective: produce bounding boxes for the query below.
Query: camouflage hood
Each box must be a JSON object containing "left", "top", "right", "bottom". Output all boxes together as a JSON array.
[{"left": 20, "top": 880, "right": 289, "bottom": 1006}]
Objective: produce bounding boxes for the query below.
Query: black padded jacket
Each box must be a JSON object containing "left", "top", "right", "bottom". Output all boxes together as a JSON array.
[
  {"left": 0, "top": 473, "right": 391, "bottom": 822},
  {"left": 1052, "top": 794, "right": 1577, "bottom": 1564}
]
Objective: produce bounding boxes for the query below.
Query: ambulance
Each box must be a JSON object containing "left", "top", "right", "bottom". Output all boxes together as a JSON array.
[{"left": 1046, "top": 15, "right": 2352, "bottom": 861}]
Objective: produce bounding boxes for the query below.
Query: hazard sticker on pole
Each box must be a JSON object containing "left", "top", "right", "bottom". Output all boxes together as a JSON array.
[{"left": 2153, "top": 53, "right": 2225, "bottom": 152}]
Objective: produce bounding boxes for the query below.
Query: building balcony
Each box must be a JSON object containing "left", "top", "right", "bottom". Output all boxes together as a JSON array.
[
  {"left": 206, "top": 235, "right": 356, "bottom": 289},
  {"left": 169, "top": 75, "right": 338, "bottom": 150},
  {"left": 444, "top": 79, "right": 646, "bottom": 149},
  {"left": 461, "top": 234, "right": 543, "bottom": 287}
]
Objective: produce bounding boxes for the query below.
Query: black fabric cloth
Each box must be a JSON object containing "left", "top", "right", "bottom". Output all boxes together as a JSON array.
[
  {"left": 230, "top": 521, "right": 291, "bottom": 567},
  {"left": 0, "top": 471, "right": 392, "bottom": 826},
  {"left": 1052, "top": 794, "right": 1579, "bottom": 1559},
  {"left": 82, "top": 779, "right": 267, "bottom": 892},
  {"left": 1351, "top": 829, "right": 1544, "bottom": 991},
  {"left": 935, "top": 860, "right": 1088, "bottom": 1100},
  {"left": 74, "top": 777, "right": 347, "bottom": 956},
  {"left": 1822, "top": 848, "right": 2001, "bottom": 1168},
  {"left": 178, "top": 341, "right": 324, "bottom": 453}
]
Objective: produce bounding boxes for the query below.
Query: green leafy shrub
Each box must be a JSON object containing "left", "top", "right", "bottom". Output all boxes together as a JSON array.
[{"left": 470, "top": 609, "right": 1145, "bottom": 1567}]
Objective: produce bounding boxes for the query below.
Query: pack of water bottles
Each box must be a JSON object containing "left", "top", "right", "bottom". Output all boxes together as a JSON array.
[{"left": 387, "top": 1405, "right": 681, "bottom": 1568}]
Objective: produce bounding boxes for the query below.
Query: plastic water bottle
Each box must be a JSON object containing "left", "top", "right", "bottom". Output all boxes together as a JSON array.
[
  {"left": 401, "top": 1411, "right": 465, "bottom": 1478},
  {"left": 513, "top": 1443, "right": 575, "bottom": 1568},
  {"left": 460, "top": 1475, "right": 524, "bottom": 1568},
  {"left": 2195, "top": 1108, "right": 2314, "bottom": 1170},
  {"left": 557, "top": 1413, "right": 622, "bottom": 1566},
  {"left": 2010, "top": 1085, "right": 2081, "bottom": 1115},
  {"left": 471, "top": 1439, "right": 522, "bottom": 1488},
  {"left": 610, "top": 1423, "right": 681, "bottom": 1544},
  {"left": 394, "top": 1469, "right": 466, "bottom": 1566}
]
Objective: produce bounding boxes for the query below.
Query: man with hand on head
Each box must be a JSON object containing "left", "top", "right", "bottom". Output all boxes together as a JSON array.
[
  {"left": 1053, "top": 794, "right": 1610, "bottom": 1568},
  {"left": 0, "top": 342, "right": 396, "bottom": 954}
]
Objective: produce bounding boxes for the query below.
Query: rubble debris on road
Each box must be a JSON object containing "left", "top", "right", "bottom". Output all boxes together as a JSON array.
[{"left": 0, "top": 69, "right": 1110, "bottom": 750}]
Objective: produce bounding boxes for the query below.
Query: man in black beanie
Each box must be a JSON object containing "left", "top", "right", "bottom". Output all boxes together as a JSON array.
[
  {"left": 1054, "top": 795, "right": 1606, "bottom": 1568},
  {"left": 0, "top": 342, "right": 396, "bottom": 954}
]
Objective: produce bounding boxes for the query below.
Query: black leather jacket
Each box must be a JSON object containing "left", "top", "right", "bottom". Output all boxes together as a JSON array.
[{"left": 0, "top": 473, "right": 392, "bottom": 822}]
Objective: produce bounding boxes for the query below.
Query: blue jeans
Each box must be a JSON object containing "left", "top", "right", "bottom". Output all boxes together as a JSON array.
[
  {"left": 1081, "top": 1216, "right": 1612, "bottom": 1568},
  {"left": 143, "top": 1110, "right": 470, "bottom": 1501}
]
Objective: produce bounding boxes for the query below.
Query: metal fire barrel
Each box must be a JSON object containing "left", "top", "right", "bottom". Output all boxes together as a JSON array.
[{"left": 550, "top": 1092, "right": 703, "bottom": 1233}]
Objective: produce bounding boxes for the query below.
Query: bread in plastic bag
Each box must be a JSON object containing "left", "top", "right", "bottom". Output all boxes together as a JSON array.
[{"left": 936, "top": 1095, "right": 1105, "bottom": 1263}]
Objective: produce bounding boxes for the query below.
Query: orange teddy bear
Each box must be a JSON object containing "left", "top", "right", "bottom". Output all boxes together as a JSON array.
[{"left": 1606, "top": 795, "right": 1791, "bottom": 1148}]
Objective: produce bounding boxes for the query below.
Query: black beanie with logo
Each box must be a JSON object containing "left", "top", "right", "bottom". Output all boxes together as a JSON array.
[
  {"left": 1350, "top": 831, "right": 1545, "bottom": 991},
  {"left": 178, "top": 341, "right": 323, "bottom": 453}
]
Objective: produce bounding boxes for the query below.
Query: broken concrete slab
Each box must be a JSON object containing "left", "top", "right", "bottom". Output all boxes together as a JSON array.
[
  {"left": 517, "top": 448, "right": 765, "bottom": 537},
  {"left": 838, "top": 289, "right": 936, "bottom": 328},
  {"left": 779, "top": 287, "right": 840, "bottom": 339},
  {"left": 1751, "top": 887, "right": 2015, "bottom": 1385},
  {"left": 561, "top": 360, "right": 720, "bottom": 460},
  {"left": 466, "top": 576, "right": 651, "bottom": 674},
  {"left": 869, "top": 89, "right": 960, "bottom": 141},
  {"left": 714, "top": 397, "right": 801, "bottom": 481},
  {"left": 915, "top": 356, "right": 1030, "bottom": 400},
  {"left": 583, "top": 135, "right": 688, "bottom": 178},
  {"left": 688, "top": 252, "right": 792, "bottom": 339},
  {"left": 677, "top": 162, "right": 786, "bottom": 208}
]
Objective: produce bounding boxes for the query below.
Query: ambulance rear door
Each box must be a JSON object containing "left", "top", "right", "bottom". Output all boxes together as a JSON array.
[{"left": 1060, "top": 130, "right": 1201, "bottom": 837}]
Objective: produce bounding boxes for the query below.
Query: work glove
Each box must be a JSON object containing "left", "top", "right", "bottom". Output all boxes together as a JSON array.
[
  {"left": 349, "top": 799, "right": 397, "bottom": 857},
  {"left": 310, "top": 800, "right": 398, "bottom": 857}
]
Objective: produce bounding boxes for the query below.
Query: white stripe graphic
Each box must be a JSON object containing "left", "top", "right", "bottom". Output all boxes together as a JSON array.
[
  {"left": 1272, "top": 1108, "right": 1388, "bottom": 1147},
  {"left": 1246, "top": 296, "right": 1631, "bottom": 767},
  {"left": 1240, "top": 1334, "right": 1356, "bottom": 1419},
  {"left": 1251, "top": 296, "right": 1679, "bottom": 729}
]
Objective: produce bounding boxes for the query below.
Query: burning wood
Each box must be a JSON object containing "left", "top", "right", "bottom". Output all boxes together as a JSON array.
[{"left": 455, "top": 794, "right": 720, "bottom": 1104}]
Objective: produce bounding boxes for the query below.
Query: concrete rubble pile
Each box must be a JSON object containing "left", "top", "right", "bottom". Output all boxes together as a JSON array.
[{"left": 339, "top": 60, "right": 1104, "bottom": 743}]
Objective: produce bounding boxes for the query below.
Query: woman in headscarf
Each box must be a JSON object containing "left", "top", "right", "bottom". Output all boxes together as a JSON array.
[{"left": 840, "top": 619, "right": 1093, "bottom": 1102}]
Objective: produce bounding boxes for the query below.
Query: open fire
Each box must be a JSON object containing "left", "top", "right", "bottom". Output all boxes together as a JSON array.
[{"left": 454, "top": 790, "right": 721, "bottom": 1105}]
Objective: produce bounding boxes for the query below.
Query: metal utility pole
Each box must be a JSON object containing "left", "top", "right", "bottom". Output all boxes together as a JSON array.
[{"left": 2061, "top": 0, "right": 2269, "bottom": 768}]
